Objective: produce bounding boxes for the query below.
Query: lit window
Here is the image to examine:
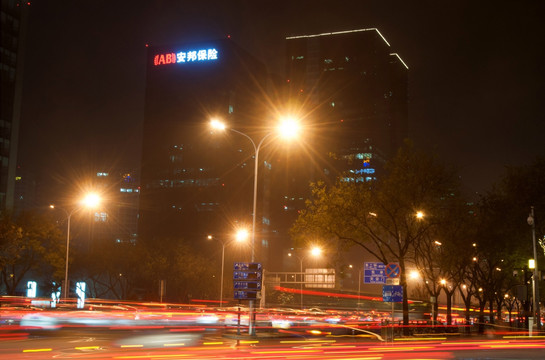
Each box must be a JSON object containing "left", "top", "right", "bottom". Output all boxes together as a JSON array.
[{"left": 94, "top": 212, "right": 108, "bottom": 222}]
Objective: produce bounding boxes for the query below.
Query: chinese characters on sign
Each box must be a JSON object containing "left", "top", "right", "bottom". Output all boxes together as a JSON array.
[
  {"left": 364, "top": 262, "right": 386, "bottom": 284},
  {"left": 154, "top": 48, "right": 219, "bottom": 66},
  {"left": 233, "top": 262, "right": 262, "bottom": 300}
]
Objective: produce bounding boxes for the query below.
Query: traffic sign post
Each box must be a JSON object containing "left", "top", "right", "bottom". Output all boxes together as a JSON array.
[
  {"left": 382, "top": 284, "right": 403, "bottom": 342},
  {"left": 233, "top": 262, "right": 263, "bottom": 335}
]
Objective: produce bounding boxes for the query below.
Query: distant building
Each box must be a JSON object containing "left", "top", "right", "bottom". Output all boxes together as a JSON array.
[
  {"left": 0, "top": 1, "right": 29, "bottom": 212},
  {"left": 92, "top": 170, "right": 139, "bottom": 245},
  {"left": 138, "top": 30, "right": 408, "bottom": 271},
  {"left": 285, "top": 28, "right": 408, "bottom": 175},
  {"left": 13, "top": 164, "right": 35, "bottom": 214},
  {"left": 267, "top": 29, "right": 409, "bottom": 264},
  {"left": 139, "top": 38, "right": 268, "bottom": 257}
]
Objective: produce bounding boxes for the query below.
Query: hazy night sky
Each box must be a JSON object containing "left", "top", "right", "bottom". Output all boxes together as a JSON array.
[{"left": 19, "top": 1, "right": 545, "bottom": 202}]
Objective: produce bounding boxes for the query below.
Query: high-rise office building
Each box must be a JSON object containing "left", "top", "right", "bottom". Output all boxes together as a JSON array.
[
  {"left": 139, "top": 38, "right": 268, "bottom": 255},
  {"left": 92, "top": 170, "right": 139, "bottom": 245},
  {"left": 138, "top": 30, "right": 408, "bottom": 271},
  {"left": 286, "top": 28, "right": 408, "bottom": 168},
  {"left": 268, "top": 29, "right": 408, "bottom": 261},
  {"left": 0, "top": 0, "right": 29, "bottom": 211}
]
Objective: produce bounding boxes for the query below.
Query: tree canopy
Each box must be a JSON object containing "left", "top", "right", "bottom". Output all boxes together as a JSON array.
[{"left": 291, "top": 141, "right": 464, "bottom": 325}]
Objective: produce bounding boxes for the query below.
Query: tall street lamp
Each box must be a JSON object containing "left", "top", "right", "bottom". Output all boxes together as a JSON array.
[
  {"left": 288, "top": 246, "right": 322, "bottom": 309},
  {"left": 208, "top": 228, "right": 249, "bottom": 308},
  {"left": 527, "top": 206, "right": 541, "bottom": 331},
  {"left": 51, "top": 193, "right": 101, "bottom": 300},
  {"left": 210, "top": 117, "right": 300, "bottom": 335},
  {"left": 210, "top": 118, "right": 300, "bottom": 262}
]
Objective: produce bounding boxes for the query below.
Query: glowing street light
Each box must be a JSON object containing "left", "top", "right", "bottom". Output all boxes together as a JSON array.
[
  {"left": 209, "top": 117, "right": 301, "bottom": 335},
  {"left": 51, "top": 192, "right": 101, "bottom": 299},
  {"left": 288, "top": 246, "right": 322, "bottom": 309},
  {"left": 277, "top": 117, "right": 300, "bottom": 140},
  {"left": 235, "top": 228, "right": 250, "bottom": 243},
  {"left": 409, "top": 270, "right": 421, "bottom": 280},
  {"left": 416, "top": 211, "right": 424, "bottom": 220},
  {"left": 210, "top": 117, "right": 301, "bottom": 262},
  {"left": 208, "top": 228, "right": 249, "bottom": 308}
]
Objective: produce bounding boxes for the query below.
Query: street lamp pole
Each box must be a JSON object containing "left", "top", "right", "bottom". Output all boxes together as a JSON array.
[
  {"left": 208, "top": 230, "right": 248, "bottom": 308},
  {"left": 528, "top": 206, "right": 541, "bottom": 331},
  {"left": 228, "top": 130, "right": 271, "bottom": 336},
  {"left": 64, "top": 209, "right": 74, "bottom": 300},
  {"left": 51, "top": 193, "right": 101, "bottom": 300},
  {"left": 210, "top": 118, "right": 299, "bottom": 336},
  {"left": 289, "top": 247, "right": 322, "bottom": 310},
  {"left": 300, "top": 257, "right": 304, "bottom": 309},
  {"left": 358, "top": 268, "right": 362, "bottom": 310},
  {"left": 228, "top": 129, "right": 272, "bottom": 263},
  {"left": 50, "top": 206, "right": 77, "bottom": 300},
  {"left": 220, "top": 241, "right": 225, "bottom": 307}
]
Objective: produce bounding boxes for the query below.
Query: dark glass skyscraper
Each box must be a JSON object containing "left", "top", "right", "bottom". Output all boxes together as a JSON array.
[
  {"left": 139, "top": 38, "right": 268, "bottom": 251},
  {"left": 268, "top": 29, "right": 408, "bottom": 263},
  {"left": 286, "top": 28, "right": 408, "bottom": 168},
  {"left": 0, "top": 0, "right": 29, "bottom": 211}
]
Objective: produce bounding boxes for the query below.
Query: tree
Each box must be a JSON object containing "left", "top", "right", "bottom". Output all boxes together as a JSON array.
[
  {"left": 77, "top": 241, "right": 143, "bottom": 300},
  {"left": 0, "top": 212, "right": 64, "bottom": 295},
  {"left": 138, "top": 239, "right": 217, "bottom": 302},
  {"left": 291, "top": 141, "right": 462, "bottom": 327},
  {"left": 411, "top": 191, "right": 477, "bottom": 327}
]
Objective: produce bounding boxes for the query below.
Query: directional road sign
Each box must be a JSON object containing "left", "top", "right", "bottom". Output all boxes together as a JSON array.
[
  {"left": 233, "top": 262, "right": 262, "bottom": 300},
  {"left": 364, "top": 262, "right": 386, "bottom": 284}
]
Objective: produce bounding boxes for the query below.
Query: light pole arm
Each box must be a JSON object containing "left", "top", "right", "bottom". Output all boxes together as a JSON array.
[{"left": 229, "top": 128, "right": 273, "bottom": 262}]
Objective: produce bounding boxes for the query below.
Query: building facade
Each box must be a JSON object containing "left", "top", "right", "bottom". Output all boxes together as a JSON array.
[
  {"left": 0, "top": 0, "right": 29, "bottom": 212},
  {"left": 139, "top": 38, "right": 269, "bottom": 257},
  {"left": 266, "top": 29, "right": 409, "bottom": 265},
  {"left": 92, "top": 170, "right": 140, "bottom": 245},
  {"left": 138, "top": 30, "right": 408, "bottom": 272}
]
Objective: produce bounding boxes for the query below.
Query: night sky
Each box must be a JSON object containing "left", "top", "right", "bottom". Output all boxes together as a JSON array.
[{"left": 19, "top": 1, "right": 545, "bottom": 201}]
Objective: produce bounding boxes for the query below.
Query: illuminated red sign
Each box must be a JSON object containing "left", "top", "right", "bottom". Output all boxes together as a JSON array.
[{"left": 153, "top": 48, "right": 219, "bottom": 66}]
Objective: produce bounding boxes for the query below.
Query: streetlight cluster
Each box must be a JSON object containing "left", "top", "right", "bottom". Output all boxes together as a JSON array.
[
  {"left": 209, "top": 116, "right": 301, "bottom": 335},
  {"left": 209, "top": 117, "right": 301, "bottom": 262}
]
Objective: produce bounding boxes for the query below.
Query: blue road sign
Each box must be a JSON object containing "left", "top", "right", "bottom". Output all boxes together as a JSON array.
[
  {"left": 233, "top": 262, "right": 262, "bottom": 300},
  {"left": 364, "top": 262, "right": 386, "bottom": 284},
  {"left": 382, "top": 285, "right": 403, "bottom": 302},
  {"left": 234, "top": 290, "right": 258, "bottom": 300}
]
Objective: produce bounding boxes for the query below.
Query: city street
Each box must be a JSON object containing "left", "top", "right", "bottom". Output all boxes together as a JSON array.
[{"left": 1, "top": 327, "right": 545, "bottom": 359}]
